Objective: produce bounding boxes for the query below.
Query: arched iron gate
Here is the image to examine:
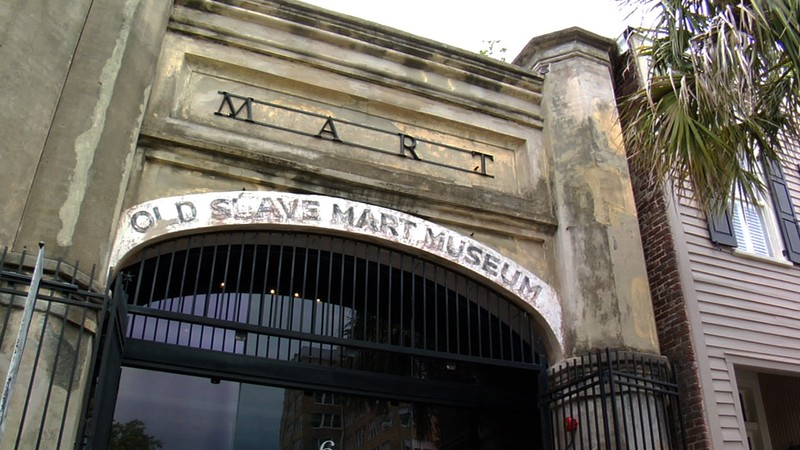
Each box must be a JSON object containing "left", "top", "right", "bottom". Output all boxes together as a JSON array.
[
  {"left": 84, "top": 231, "right": 551, "bottom": 448},
  {"left": 120, "top": 231, "right": 547, "bottom": 370}
]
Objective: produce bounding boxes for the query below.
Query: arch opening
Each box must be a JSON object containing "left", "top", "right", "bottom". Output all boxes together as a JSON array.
[
  {"left": 120, "top": 231, "right": 548, "bottom": 374},
  {"left": 108, "top": 230, "right": 551, "bottom": 449}
]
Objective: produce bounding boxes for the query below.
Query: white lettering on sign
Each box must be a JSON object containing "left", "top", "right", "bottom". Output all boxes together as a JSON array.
[{"left": 109, "top": 191, "right": 563, "bottom": 351}]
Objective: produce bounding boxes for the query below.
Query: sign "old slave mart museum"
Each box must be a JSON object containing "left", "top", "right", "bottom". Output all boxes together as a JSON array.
[{"left": 111, "top": 192, "right": 562, "bottom": 346}]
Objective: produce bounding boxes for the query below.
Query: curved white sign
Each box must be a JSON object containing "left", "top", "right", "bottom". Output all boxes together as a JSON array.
[{"left": 109, "top": 191, "right": 563, "bottom": 351}]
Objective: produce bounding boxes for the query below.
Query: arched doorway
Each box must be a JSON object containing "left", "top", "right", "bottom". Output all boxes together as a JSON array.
[{"left": 97, "top": 230, "right": 551, "bottom": 449}]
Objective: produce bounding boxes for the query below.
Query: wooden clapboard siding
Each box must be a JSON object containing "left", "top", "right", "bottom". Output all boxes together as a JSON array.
[
  {"left": 669, "top": 147, "right": 800, "bottom": 449},
  {"left": 695, "top": 282, "right": 798, "bottom": 312},
  {"left": 717, "top": 402, "right": 738, "bottom": 418},
  {"left": 700, "top": 304, "right": 798, "bottom": 331}
]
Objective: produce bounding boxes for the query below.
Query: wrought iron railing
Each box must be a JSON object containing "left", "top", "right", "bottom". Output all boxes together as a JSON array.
[
  {"left": 0, "top": 247, "right": 105, "bottom": 450},
  {"left": 545, "top": 349, "right": 688, "bottom": 450}
]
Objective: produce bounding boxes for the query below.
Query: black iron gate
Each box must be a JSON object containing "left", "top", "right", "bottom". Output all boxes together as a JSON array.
[
  {"left": 110, "top": 230, "right": 551, "bottom": 448},
  {"left": 74, "top": 276, "right": 127, "bottom": 450},
  {"left": 0, "top": 239, "right": 690, "bottom": 450}
]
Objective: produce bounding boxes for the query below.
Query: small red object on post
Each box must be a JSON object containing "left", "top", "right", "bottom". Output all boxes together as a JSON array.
[{"left": 565, "top": 416, "right": 579, "bottom": 433}]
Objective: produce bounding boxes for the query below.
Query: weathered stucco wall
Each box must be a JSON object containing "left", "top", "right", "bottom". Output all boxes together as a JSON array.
[
  {"left": 1, "top": 0, "right": 173, "bottom": 268},
  {"left": 2, "top": 0, "right": 659, "bottom": 361},
  {"left": 516, "top": 28, "right": 659, "bottom": 355},
  {"left": 0, "top": 0, "right": 94, "bottom": 248},
  {"left": 129, "top": 1, "right": 555, "bottom": 260},
  {"left": 116, "top": 1, "right": 567, "bottom": 350}
]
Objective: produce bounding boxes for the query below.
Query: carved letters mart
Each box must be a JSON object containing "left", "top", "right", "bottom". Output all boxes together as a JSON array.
[{"left": 215, "top": 91, "right": 496, "bottom": 178}]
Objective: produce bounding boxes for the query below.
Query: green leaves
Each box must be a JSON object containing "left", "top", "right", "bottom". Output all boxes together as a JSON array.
[
  {"left": 109, "top": 419, "right": 163, "bottom": 450},
  {"left": 619, "top": 0, "right": 800, "bottom": 212},
  {"left": 479, "top": 40, "right": 508, "bottom": 62}
]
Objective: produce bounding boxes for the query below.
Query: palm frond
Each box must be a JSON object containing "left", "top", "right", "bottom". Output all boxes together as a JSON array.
[{"left": 618, "top": 0, "right": 800, "bottom": 212}]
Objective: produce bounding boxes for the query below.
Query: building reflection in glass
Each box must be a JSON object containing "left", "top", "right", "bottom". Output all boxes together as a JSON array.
[{"left": 112, "top": 367, "right": 531, "bottom": 450}]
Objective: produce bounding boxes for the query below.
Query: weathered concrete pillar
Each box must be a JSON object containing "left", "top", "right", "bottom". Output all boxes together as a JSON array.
[
  {"left": 516, "top": 28, "right": 666, "bottom": 449},
  {"left": 0, "top": 0, "right": 94, "bottom": 248},
  {"left": 0, "top": 1, "right": 171, "bottom": 447},
  {"left": 546, "top": 351, "right": 677, "bottom": 450},
  {"left": 3, "top": 0, "right": 173, "bottom": 272},
  {"left": 515, "top": 28, "right": 659, "bottom": 358}
]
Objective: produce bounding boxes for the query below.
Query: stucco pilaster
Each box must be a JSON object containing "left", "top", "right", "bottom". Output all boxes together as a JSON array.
[
  {"left": 12, "top": 0, "right": 173, "bottom": 271},
  {"left": 516, "top": 28, "right": 658, "bottom": 357}
]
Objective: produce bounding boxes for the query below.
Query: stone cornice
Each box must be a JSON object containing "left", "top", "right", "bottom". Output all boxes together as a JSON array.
[
  {"left": 513, "top": 27, "right": 617, "bottom": 70},
  {"left": 173, "top": 0, "right": 544, "bottom": 98}
]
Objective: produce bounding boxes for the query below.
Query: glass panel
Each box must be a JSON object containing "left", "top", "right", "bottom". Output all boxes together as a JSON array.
[
  {"left": 112, "top": 367, "right": 536, "bottom": 450},
  {"left": 111, "top": 368, "right": 240, "bottom": 450}
]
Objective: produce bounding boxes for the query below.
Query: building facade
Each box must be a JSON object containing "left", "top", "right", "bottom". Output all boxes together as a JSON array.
[
  {"left": 617, "top": 36, "right": 800, "bottom": 450},
  {"left": 0, "top": 1, "right": 683, "bottom": 449}
]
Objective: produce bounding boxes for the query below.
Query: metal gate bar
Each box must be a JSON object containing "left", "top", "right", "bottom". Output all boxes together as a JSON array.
[
  {"left": 118, "top": 231, "right": 547, "bottom": 373},
  {"left": 545, "top": 349, "right": 688, "bottom": 450},
  {"left": 0, "top": 248, "right": 104, "bottom": 450}
]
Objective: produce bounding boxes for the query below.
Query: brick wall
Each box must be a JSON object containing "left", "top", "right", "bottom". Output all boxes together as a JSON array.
[
  {"left": 627, "top": 170, "right": 711, "bottom": 450},
  {"left": 613, "top": 47, "right": 712, "bottom": 449}
]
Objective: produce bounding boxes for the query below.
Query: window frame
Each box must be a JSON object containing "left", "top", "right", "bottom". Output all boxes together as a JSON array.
[
  {"left": 312, "top": 413, "right": 342, "bottom": 429},
  {"left": 707, "top": 158, "right": 800, "bottom": 265},
  {"left": 730, "top": 170, "right": 787, "bottom": 261}
]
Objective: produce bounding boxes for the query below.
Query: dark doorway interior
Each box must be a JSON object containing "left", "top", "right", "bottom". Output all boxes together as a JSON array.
[{"left": 112, "top": 367, "right": 536, "bottom": 450}]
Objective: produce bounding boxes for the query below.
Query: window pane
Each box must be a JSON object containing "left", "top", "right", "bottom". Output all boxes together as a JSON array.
[{"left": 732, "top": 201, "right": 773, "bottom": 257}]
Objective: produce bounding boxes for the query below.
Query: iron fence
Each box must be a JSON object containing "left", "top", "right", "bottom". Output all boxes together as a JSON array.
[
  {"left": 0, "top": 248, "right": 105, "bottom": 450},
  {"left": 545, "top": 349, "right": 688, "bottom": 450}
]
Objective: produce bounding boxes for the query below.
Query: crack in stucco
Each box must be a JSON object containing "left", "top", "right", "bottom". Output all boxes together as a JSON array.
[{"left": 57, "top": 0, "right": 138, "bottom": 247}]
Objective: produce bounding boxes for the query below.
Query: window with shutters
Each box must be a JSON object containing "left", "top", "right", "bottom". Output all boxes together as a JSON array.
[
  {"left": 708, "top": 157, "right": 800, "bottom": 264},
  {"left": 730, "top": 184, "right": 786, "bottom": 259}
]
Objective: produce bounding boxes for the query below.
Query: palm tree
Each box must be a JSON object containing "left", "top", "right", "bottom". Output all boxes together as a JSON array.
[{"left": 618, "top": 0, "right": 800, "bottom": 212}]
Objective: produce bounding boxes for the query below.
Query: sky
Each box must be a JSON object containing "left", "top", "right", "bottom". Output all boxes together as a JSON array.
[{"left": 299, "top": 0, "right": 653, "bottom": 60}]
